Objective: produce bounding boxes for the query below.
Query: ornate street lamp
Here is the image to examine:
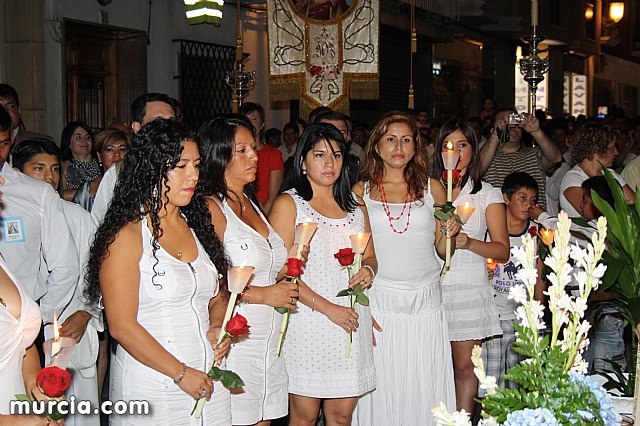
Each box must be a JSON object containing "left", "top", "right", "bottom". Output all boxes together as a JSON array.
[
  {"left": 519, "top": 0, "right": 549, "bottom": 114},
  {"left": 225, "top": 0, "right": 256, "bottom": 111}
]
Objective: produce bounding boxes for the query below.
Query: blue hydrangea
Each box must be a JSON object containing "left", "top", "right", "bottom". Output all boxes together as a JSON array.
[
  {"left": 504, "top": 408, "right": 559, "bottom": 425},
  {"left": 568, "top": 371, "right": 621, "bottom": 425}
]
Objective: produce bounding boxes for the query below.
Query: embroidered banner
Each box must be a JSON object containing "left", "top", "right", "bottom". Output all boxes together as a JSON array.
[{"left": 267, "top": 0, "right": 379, "bottom": 118}]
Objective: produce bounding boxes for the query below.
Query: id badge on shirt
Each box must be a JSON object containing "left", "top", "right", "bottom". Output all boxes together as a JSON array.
[{"left": 2, "top": 216, "right": 25, "bottom": 243}]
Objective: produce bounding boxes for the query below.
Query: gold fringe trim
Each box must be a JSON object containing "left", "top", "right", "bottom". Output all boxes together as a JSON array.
[
  {"left": 300, "top": 98, "right": 350, "bottom": 121},
  {"left": 408, "top": 84, "right": 414, "bottom": 109},
  {"left": 350, "top": 79, "right": 379, "bottom": 100},
  {"left": 269, "top": 80, "right": 301, "bottom": 102}
]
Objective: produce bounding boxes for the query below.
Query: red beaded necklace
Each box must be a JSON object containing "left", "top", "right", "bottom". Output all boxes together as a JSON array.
[{"left": 377, "top": 181, "right": 413, "bottom": 234}]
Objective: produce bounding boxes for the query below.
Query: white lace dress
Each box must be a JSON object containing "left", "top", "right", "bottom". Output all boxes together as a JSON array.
[
  {"left": 354, "top": 181, "right": 455, "bottom": 425},
  {"left": 441, "top": 180, "right": 504, "bottom": 341},
  {"left": 283, "top": 190, "right": 376, "bottom": 398}
]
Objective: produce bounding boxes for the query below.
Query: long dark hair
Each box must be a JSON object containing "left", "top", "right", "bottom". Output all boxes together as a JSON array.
[
  {"left": 60, "top": 121, "right": 95, "bottom": 161},
  {"left": 198, "top": 113, "right": 258, "bottom": 206},
  {"left": 359, "top": 111, "right": 429, "bottom": 200},
  {"left": 432, "top": 118, "right": 483, "bottom": 195},
  {"left": 291, "top": 123, "right": 358, "bottom": 212},
  {"left": 85, "top": 118, "right": 229, "bottom": 302}
]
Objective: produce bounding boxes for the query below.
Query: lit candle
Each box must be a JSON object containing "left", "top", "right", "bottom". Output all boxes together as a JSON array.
[
  {"left": 294, "top": 219, "right": 318, "bottom": 258},
  {"left": 349, "top": 232, "right": 371, "bottom": 254},
  {"left": 441, "top": 140, "right": 460, "bottom": 202},
  {"left": 540, "top": 228, "right": 554, "bottom": 246},
  {"left": 486, "top": 258, "right": 498, "bottom": 272},
  {"left": 456, "top": 202, "right": 475, "bottom": 224},
  {"left": 217, "top": 264, "right": 255, "bottom": 346},
  {"left": 51, "top": 310, "right": 61, "bottom": 357},
  {"left": 349, "top": 232, "right": 371, "bottom": 274},
  {"left": 531, "top": 0, "right": 538, "bottom": 27}
]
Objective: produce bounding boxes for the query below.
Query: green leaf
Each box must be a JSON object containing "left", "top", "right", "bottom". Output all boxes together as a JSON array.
[
  {"left": 208, "top": 366, "right": 224, "bottom": 380},
  {"left": 355, "top": 293, "right": 369, "bottom": 306},
  {"left": 274, "top": 307, "right": 289, "bottom": 314},
  {"left": 336, "top": 289, "right": 351, "bottom": 297},
  {"left": 219, "top": 370, "right": 245, "bottom": 388},
  {"left": 353, "top": 284, "right": 363, "bottom": 293},
  {"left": 14, "top": 394, "right": 31, "bottom": 402},
  {"left": 434, "top": 210, "right": 450, "bottom": 221}
]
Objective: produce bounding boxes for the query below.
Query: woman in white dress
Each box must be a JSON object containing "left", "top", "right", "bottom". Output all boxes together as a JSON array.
[
  {"left": 0, "top": 178, "right": 51, "bottom": 425},
  {"left": 432, "top": 118, "right": 510, "bottom": 414},
  {"left": 269, "top": 123, "right": 377, "bottom": 426},
  {"left": 352, "top": 112, "right": 458, "bottom": 425},
  {"left": 199, "top": 114, "right": 301, "bottom": 425},
  {"left": 85, "top": 119, "right": 232, "bottom": 425}
]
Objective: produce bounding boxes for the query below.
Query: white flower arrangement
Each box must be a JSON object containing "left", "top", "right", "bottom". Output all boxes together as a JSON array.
[{"left": 432, "top": 212, "right": 621, "bottom": 425}]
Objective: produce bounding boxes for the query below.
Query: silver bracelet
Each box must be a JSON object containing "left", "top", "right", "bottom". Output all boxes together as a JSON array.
[
  {"left": 173, "top": 362, "right": 187, "bottom": 385},
  {"left": 362, "top": 264, "right": 376, "bottom": 281}
]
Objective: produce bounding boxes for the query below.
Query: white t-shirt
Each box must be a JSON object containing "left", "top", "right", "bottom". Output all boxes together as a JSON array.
[
  {"left": 559, "top": 164, "right": 626, "bottom": 218},
  {"left": 492, "top": 220, "right": 539, "bottom": 320}
]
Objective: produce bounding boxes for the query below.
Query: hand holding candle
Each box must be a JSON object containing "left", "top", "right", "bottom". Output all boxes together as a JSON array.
[{"left": 43, "top": 310, "right": 77, "bottom": 369}]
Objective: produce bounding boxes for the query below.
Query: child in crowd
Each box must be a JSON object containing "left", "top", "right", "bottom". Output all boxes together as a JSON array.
[{"left": 481, "top": 172, "right": 546, "bottom": 391}]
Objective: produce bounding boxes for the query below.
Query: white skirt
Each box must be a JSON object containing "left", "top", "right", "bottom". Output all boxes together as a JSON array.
[{"left": 354, "top": 282, "right": 456, "bottom": 426}]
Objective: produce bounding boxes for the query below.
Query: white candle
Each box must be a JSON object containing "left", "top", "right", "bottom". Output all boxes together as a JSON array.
[
  {"left": 294, "top": 219, "right": 318, "bottom": 258},
  {"left": 217, "top": 265, "right": 255, "bottom": 346},
  {"left": 349, "top": 232, "right": 371, "bottom": 254},
  {"left": 531, "top": 0, "right": 538, "bottom": 26},
  {"left": 441, "top": 140, "right": 460, "bottom": 171},
  {"left": 51, "top": 310, "right": 61, "bottom": 356},
  {"left": 457, "top": 202, "right": 475, "bottom": 224},
  {"left": 540, "top": 228, "right": 554, "bottom": 246}
]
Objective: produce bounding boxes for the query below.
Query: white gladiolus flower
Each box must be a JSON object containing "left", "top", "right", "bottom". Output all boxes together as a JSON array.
[
  {"left": 508, "top": 285, "right": 527, "bottom": 304},
  {"left": 432, "top": 402, "right": 472, "bottom": 426}
]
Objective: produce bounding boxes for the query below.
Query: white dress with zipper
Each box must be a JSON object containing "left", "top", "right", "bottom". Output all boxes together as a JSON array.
[
  {"left": 109, "top": 217, "right": 231, "bottom": 425},
  {"left": 217, "top": 198, "right": 289, "bottom": 425}
]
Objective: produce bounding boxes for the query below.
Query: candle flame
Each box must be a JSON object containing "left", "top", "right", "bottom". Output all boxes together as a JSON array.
[
  {"left": 304, "top": 217, "right": 313, "bottom": 223},
  {"left": 446, "top": 140, "right": 453, "bottom": 150},
  {"left": 464, "top": 201, "right": 470, "bottom": 208},
  {"left": 487, "top": 258, "right": 493, "bottom": 264},
  {"left": 540, "top": 228, "right": 555, "bottom": 246},
  {"left": 358, "top": 232, "right": 363, "bottom": 238},
  {"left": 239, "top": 259, "right": 247, "bottom": 268},
  {"left": 53, "top": 310, "right": 60, "bottom": 341}
]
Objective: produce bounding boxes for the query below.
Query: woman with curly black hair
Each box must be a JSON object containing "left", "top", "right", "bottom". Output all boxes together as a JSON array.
[{"left": 85, "top": 118, "right": 231, "bottom": 425}]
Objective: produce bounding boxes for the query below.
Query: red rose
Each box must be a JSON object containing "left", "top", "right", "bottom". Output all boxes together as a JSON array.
[
  {"left": 528, "top": 226, "right": 538, "bottom": 237},
  {"left": 226, "top": 313, "right": 250, "bottom": 337},
  {"left": 286, "top": 258, "right": 303, "bottom": 277},
  {"left": 310, "top": 65, "right": 323, "bottom": 77},
  {"left": 36, "top": 366, "right": 72, "bottom": 397},
  {"left": 441, "top": 169, "right": 461, "bottom": 185},
  {"left": 334, "top": 248, "right": 355, "bottom": 267}
]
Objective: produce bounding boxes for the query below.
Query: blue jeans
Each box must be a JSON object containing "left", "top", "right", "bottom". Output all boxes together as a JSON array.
[{"left": 584, "top": 308, "right": 627, "bottom": 374}]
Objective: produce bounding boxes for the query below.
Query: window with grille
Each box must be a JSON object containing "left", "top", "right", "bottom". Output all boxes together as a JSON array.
[{"left": 175, "top": 39, "right": 236, "bottom": 131}]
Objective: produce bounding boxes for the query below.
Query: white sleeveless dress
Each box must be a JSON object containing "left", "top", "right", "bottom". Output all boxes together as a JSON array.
[
  {"left": 216, "top": 198, "right": 289, "bottom": 425},
  {"left": 109, "top": 217, "right": 231, "bottom": 425},
  {"left": 441, "top": 180, "right": 503, "bottom": 341},
  {"left": 283, "top": 190, "right": 376, "bottom": 398},
  {"left": 0, "top": 258, "right": 42, "bottom": 414},
  {"left": 354, "top": 181, "right": 455, "bottom": 425}
]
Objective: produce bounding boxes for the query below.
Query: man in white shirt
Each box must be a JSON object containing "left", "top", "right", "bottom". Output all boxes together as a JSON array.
[
  {"left": 0, "top": 111, "right": 79, "bottom": 327},
  {"left": 92, "top": 93, "right": 175, "bottom": 225}
]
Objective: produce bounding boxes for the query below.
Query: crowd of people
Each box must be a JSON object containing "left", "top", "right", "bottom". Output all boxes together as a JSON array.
[{"left": 0, "top": 80, "right": 638, "bottom": 426}]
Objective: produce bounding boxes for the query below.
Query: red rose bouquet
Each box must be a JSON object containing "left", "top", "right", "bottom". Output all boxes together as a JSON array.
[
  {"left": 15, "top": 366, "right": 72, "bottom": 421},
  {"left": 192, "top": 314, "right": 250, "bottom": 418},
  {"left": 334, "top": 248, "right": 369, "bottom": 357},
  {"left": 275, "top": 257, "right": 304, "bottom": 356}
]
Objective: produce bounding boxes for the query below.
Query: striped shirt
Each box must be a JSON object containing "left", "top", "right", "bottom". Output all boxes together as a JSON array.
[{"left": 483, "top": 146, "right": 547, "bottom": 209}]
